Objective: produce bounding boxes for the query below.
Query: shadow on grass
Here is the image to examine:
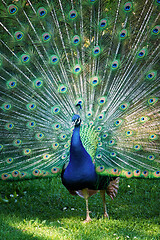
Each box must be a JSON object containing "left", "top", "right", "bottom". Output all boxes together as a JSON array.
[{"left": 0, "top": 221, "right": 41, "bottom": 240}]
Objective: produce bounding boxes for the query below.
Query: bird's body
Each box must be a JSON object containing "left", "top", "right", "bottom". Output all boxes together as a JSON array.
[
  {"left": 62, "top": 114, "right": 119, "bottom": 221},
  {"left": 0, "top": 0, "right": 159, "bottom": 221},
  {"left": 62, "top": 116, "right": 98, "bottom": 190}
]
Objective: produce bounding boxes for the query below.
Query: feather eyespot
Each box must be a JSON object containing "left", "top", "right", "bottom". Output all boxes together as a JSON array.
[
  {"left": 98, "top": 97, "right": 106, "bottom": 105},
  {"left": 140, "top": 116, "right": 149, "bottom": 123},
  {"left": 153, "top": 171, "right": 160, "bottom": 177},
  {"left": 7, "top": 80, "right": 17, "bottom": 89},
  {"left": 1, "top": 173, "right": 11, "bottom": 180},
  {"left": 98, "top": 142, "right": 102, "bottom": 147},
  {"left": 97, "top": 126, "right": 102, "bottom": 131},
  {"left": 69, "top": 10, "right": 78, "bottom": 20},
  {"left": 33, "top": 79, "right": 43, "bottom": 88},
  {"left": 75, "top": 98, "right": 84, "bottom": 106},
  {"left": 6, "top": 158, "right": 13, "bottom": 164},
  {"left": 126, "top": 130, "right": 133, "bottom": 136},
  {"left": 51, "top": 106, "right": 61, "bottom": 114},
  {"left": 152, "top": 25, "right": 160, "bottom": 35},
  {"left": 58, "top": 84, "right": 68, "bottom": 93},
  {"left": 1, "top": 103, "right": 12, "bottom": 111},
  {"left": 112, "top": 168, "right": 119, "bottom": 175},
  {"left": 51, "top": 167, "right": 60, "bottom": 174},
  {"left": 146, "top": 71, "right": 157, "bottom": 80},
  {"left": 35, "top": 133, "right": 44, "bottom": 140},
  {"left": 99, "top": 19, "right": 107, "bottom": 29},
  {"left": 43, "top": 154, "right": 50, "bottom": 160},
  {"left": 42, "top": 32, "right": 51, "bottom": 42},
  {"left": 96, "top": 154, "right": 102, "bottom": 159},
  {"left": 134, "top": 170, "right": 141, "bottom": 177},
  {"left": 64, "top": 144, "right": 69, "bottom": 149},
  {"left": 8, "top": 4, "right": 18, "bottom": 15},
  {"left": 142, "top": 170, "right": 149, "bottom": 177},
  {"left": 86, "top": 111, "right": 92, "bottom": 118},
  {"left": 26, "top": 103, "right": 37, "bottom": 111},
  {"left": 12, "top": 170, "right": 19, "bottom": 178},
  {"left": 97, "top": 113, "right": 104, "bottom": 120},
  {"left": 60, "top": 134, "right": 67, "bottom": 141},
  {"left": 96, "top": 166, "right": 105, "bottom": 172},
  {"left": 53, "top": 123, "right": 61, "bottom": 130},
  {"left": 5, "top": 123, "right": 14, "bottom": 130},
  {"left": 102, "top": 133, "right": 108, "bottom": 139},
  {"left": 93, "top": 46, "right": 101, "bottom": 57},
  {"left": 13, "top": 139, "right": 22, "bottom": 146},
  {"left": 19, "top": 172, "right": 27, "bottom": 179},
  {"left": 124, "top": 2, "right": 133, "bottom": 12},
  {"left": 149, "top": 134, "right": 158, "bottom": 140},
  {"left": 0, "top": 144, "right": 3, "bottom": 151},
  {"left": 50, "top": 55, "right": 59, "bottom": 65},
  {"left": 72, "top": 35, "right": 80, "bottom": 46},
  {"left": 61, "top": 154, "right": 67, "bottom": 160},
  {"left": 23, "top": 149, "right": 31, "bottom": 155},
  {"left": 90, "top": 76, "right": 100, "bottom": 86},
  {"left": 14, "top": 31, "right": 24, "bottom": 41},
  {"left": 126, "top": 171, "right": 133, "bottom": 178},
  {"left": 21, "top": 54, "right": 30, "bottom": 63},
  {"left": 137, "top": 48, "right": 147, "bottom": 59},
  {"left": 114, "top": 119, "right": 123, "bottom": 127},
  {"left": 148, "top": 97, "right": 158, "bottom": 105},
  {"left": 133, "top": 144, "right": 141, "bottom": 151},
  {"left": 73, "top": 64, "right": 82, "bottom": 74},
  {"left": 109, "top": 139, "right": 115, "bottom": 146},
  {"left": 32, "top": 169, "right": 41, "bottom": 176},
  {"left": 110, "top": 152, "right": 116, "bottom": 157},
  {"left": 37, "top": 7, "right": 47, "bottom": 18},
  {"left": 27, "top": 121, "right": 36, "bottom": 128},
  {"left": 52, "top": 142, "right": 59, "bottom": 150},
  {"left": 42, "top": 171, "right": 49, "bottom": 177},
  {"left": 111, "top": 60, "right": 119, "bottom": 69},
  {"left": 120, "top": 29, "right": 127, "bottom": 39},
  {"left": 119, "top": 102, "right": 129, "bottom": 111},
  {"left": 148, "top": 155, "right": 155, "bottom": 161}
]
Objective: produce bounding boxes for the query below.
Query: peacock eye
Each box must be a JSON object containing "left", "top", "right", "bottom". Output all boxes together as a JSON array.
[
  {"left": 37, "top": 7, "right": 47, "bottom": 17},
  {"left": 111, "top": 60, "right": 119, "bottom": 69},
  {"left": 124, "top": 2, "right": 132, "bottom": 12},
  {"left": 69, "top": 10, "right": 78, "bottom": 20},
  {"left": 93, "top": 46, "right": 101, "bottom": 57}
]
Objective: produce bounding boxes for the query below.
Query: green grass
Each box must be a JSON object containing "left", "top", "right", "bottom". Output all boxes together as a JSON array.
[{"left": 0, "top": 177, "right": 160, "bottom": 240}]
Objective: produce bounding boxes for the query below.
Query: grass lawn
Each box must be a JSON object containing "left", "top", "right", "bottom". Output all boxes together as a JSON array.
[{"left": 0, "top": 177, "right": 159, "bottom": 240}]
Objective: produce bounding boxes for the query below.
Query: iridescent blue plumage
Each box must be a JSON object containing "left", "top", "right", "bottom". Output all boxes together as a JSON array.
[{"left": 62, "top": 115, "right": 98, "bottom": 190}]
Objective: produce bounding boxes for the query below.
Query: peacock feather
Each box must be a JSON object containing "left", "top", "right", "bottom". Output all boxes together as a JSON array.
[{"left": 0, "top": 0, "right": 160, "bottom": 221}]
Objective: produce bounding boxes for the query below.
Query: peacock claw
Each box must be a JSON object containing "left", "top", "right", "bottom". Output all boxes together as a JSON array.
[
  {"left": 83, "top": 217, "right": 92, "bottom": 223},
  {"left": 104, "top": 212, "right": 109, "bottom": 219}
]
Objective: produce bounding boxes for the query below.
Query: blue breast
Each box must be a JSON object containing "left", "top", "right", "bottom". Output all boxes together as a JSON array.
[{"left": 62, "top": 124, "right": 98, "bottom": 190}]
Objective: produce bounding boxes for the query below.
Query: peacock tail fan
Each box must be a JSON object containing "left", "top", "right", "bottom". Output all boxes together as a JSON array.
[{"left": 0, "top": 0, "right": 159, "bottom": 181}]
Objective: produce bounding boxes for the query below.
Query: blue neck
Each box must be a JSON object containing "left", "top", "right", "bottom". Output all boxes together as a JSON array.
[
  {"left": 62, "top": 122, "right": 97, "bottom": 190},
  {"left": 69, "top": 125, "right": 92, "bottom": 165}
]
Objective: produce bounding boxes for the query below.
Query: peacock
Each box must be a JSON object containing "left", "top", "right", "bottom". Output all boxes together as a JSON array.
[{"left": 0, "top": 0, "right": 159, "bottom": 222}]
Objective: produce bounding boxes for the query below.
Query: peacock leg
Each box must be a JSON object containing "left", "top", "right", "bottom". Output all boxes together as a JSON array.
[
  {"left": 100, "top": 190, "right": 109, "bottom": 218},
  {"left": 82, "top": 189, "right": 92, "bottom": 223}
]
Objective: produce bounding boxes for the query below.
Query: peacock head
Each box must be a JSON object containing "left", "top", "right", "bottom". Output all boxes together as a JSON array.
[{"left": 72, "top": 114, "right": 81, "bottom": 127}]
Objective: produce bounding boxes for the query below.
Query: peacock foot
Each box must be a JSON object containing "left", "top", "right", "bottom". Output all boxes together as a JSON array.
[
  {"left": 83, "top": 216, "right": 92, "bottom": 223},
  {"left": 104, "top": 212, "right": 109, "bottom": 219}
]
